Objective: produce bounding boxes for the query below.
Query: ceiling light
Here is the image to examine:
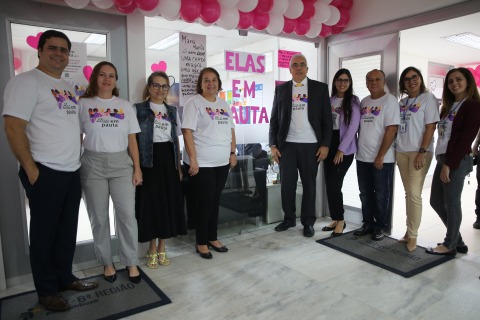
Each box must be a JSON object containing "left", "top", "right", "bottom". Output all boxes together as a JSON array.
[
  {"left": 443, "top": 32, "right": 480, "bottom": 50},
  {"left": 148, "top": 33, "right": 179, "bottom": 50},
  {"left": 84, "top": 33, "right": 106, "bottom": 45}
]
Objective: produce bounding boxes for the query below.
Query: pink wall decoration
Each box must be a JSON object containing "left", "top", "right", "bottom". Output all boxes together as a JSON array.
[
  {"left": 62, "top": 0, "right": 354, "bottom": 38},
  {"left": 151, "top": 61, "right": 167, "bottom": 72},
  {"left": 14, "top": 57, "right": 22, "bottom": 70},
  {"left": 467, "top": 65, "right": 480, "bottom": 87},
  {"left": 83, "top": 66, "right": 93, "bottom": 81},
  {"left": 26, "top": 32, "right": 43, "bottom": 49}
]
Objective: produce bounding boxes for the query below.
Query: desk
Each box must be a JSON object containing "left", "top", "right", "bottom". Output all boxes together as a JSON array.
[{"left": 266, "top": 182, "right": 302, "bottom": 224}]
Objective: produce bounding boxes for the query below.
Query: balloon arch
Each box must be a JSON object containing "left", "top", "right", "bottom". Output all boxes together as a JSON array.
[{"left": 63, "top": 0, "right": 353, "bottom": 38}]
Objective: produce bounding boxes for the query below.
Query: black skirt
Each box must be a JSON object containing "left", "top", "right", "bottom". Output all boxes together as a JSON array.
[{"left": 135, "top": 142, "right": 187, "bottom": 242}]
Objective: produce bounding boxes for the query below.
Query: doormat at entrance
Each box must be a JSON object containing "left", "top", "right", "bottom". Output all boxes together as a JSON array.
[
  {"left": 0, "top": 267, "right": 171, "bottom": 320},
  {"left": 316, "top": 231, "right": 455, "bottom": 278}
]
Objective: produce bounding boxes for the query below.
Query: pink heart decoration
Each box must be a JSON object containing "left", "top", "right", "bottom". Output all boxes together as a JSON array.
[
  {"left": 14, "top": 57, "right": 22, "bottom": 70},
  {"left": 83, "top": 65, "right": 93, "bottom": 81},
  {"left": 26, "top": 32, "right": 43, "bottom": 49},
  {"left": 151, "top": 61, "right": 167, "bottom": 72}
]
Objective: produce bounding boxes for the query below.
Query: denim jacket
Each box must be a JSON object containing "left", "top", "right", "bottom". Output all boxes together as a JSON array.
[{"left": 134, "top": 100, "right": 180, "bottom": 169}]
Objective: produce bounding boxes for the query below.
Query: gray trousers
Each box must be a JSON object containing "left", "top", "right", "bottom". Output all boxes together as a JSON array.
[{"left": 81, "top": 149, "right": 139, "bottom": 266}]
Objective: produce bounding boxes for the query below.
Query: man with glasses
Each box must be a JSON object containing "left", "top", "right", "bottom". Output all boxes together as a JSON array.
[
  {"left": 269, "top": 53, "right": 332, "bottom": 237},
  {"left": 353, "top": 69, "right": 400, "bottom": 241},
  {"left": 3, "top": 30, "right": 97, "bottom": 312}
]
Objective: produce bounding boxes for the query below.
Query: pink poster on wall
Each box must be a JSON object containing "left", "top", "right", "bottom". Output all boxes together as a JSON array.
[{"left": 278, "top": 50, "right": 301, "bottom": 69}]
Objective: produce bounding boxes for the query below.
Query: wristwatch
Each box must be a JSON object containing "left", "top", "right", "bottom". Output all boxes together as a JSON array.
[{"left": 418, "top": 148, "right": 426, "bottom": 153}]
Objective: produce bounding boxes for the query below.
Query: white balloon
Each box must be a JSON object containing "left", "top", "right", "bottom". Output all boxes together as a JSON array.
[
  {"left": 139, "top": 3, "right": 162, "bottom": 17},
  {"left": 266, "top": 13, "right": 284, "bottom": 35},
  {"left": 320, "top": 0, "right": 333, "bottom": 4},
  {"left": 284, "top": 0, "right": 303, "bottom": 19},
  {"left": 218, "top": 0, "right": 240, "bottom": 8},
  {"left": 270, "top": 0, "right": 288, "bottom": 15},
  {"left": 92, "top": 0, "right": 114, "bottom": 9},
  {"left": 305, "top": 22, "right": 322, "bottom": 38},
  {"left": 159, "top": 0, "right": 181, "bottom": 20},
  {"left": 64, "top": 0, "right": 90, "bottom": 9},
  {"left": 312, "top": 1, "right": 330, "bottom": 24},
  {"left": 324, "top": 5, "right": 340, "bottom": 26},
  {"left": 237, "top": 0, "right": 258, "bottom": 13},
  {"left": 216, "top": 6, "right": 240, "bottom": 30},
  {"left": 199, "top": 18, "right": 213, "bottom": 27}
]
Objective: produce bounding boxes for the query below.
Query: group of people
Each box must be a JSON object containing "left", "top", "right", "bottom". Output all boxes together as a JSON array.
[
  {"left": 3, "top": 29, "right": 480, "bottom": 312},
  {"left": 270, "top": 54, "right": 480, "bottom": 258},
  {"left": 2, "top": 30, "right": 235, "bottom": 312}
]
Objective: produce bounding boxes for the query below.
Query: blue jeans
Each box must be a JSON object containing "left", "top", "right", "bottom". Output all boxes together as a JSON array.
[
  {"left": 356, "top": 160, "right": 395, "bottom": 229},
  {"left": 430, "top": 154, "right": 473, "bottom": 249}
]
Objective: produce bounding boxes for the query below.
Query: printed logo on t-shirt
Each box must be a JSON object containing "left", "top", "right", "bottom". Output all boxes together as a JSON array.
[
  {"left": 292, "top": 94, "right": 308, "bottom": 112},
  {"left": 360, "top": 105, "right": 382, "bottom": 123},
  {"left": 401, "top": 103, "right": 420, "bottom": 114},
  {"left": 154, "top": 111, "right": 172, "bottom": 130},
  {"left": 332, "top": 104, "right": 342, "bottom": 114},
  {"left": 292, "top": 94, "right": 308, "bottom": 103},
  {"left": 88, "top": 107, "right": 125, "bottom": 127},
  {"left": 205, "top": 107, "right": 230, "bottom": 124},
  {"left": 50, "top": 88, "right": 78, "bottom": 114}
]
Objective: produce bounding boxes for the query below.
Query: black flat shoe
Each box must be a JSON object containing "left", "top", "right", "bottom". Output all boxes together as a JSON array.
[
  {"left": 425, "top": 247, "right": 457, "bottom": 256},
  {"left": 103, "top": 265, "right": 117, "bottom": 283},
  {"left": 330, "top": 222, "right": 346, "bottom": 236},
  {"left": 322, "top": 225, "right": 335, "bottom": 231},
  {"left": 437, "top": 242, "right": 468, "bottom": 254},
  {"left": 127, "top": 266, "right": 141, "bottom": 284},
  {"left": 207, "top": 242, "right": 228, "bottom": 252},
  {"left": 196, "top": 245, "right": 213, "bottom": 259}
]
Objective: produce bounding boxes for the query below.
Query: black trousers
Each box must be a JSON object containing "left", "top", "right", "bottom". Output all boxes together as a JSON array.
[
  {"left": 323, "top": 130, "right": 354, "bottom": 220},
  {"left": 184, "top": 163, "right": 229, "bottom": 245},
  {"left": 476, "top": 163, "right": 480, "bottom": 217},
  {"left": 280, "top": 142, "right": 319, "bottom": 227},
  {"left": 19, "top": 163, "right": 80, "bottom": 296}
]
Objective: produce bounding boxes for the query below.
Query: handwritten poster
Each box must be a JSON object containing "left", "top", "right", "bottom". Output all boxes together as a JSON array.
[
  {"left": 278, "top": 49, "right": 300, "bottom": 68},
  {"left": 179, "top": 32, "right": 206, "bottom": 106},
  {"left": 428, "top": 75, "right": 444, "bottom": 100}
]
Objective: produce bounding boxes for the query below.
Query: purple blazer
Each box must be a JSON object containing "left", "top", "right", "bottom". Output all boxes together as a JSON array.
[{"left": 332, "top": 95, "right": 361, "bottom": 155}]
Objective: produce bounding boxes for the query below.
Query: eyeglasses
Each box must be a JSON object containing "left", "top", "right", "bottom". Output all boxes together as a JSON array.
[
  {"left": 151, "top": 83, "right": 170, "bottom": 91},
  {"left": 404, "top": 74, "right": 419, "bottom": 83},
  {"left": 336, "top": 78, "right": 350, "bottom": 84},
  {"left": 291, "top": 63, "right": 307, "bottom": 69}
]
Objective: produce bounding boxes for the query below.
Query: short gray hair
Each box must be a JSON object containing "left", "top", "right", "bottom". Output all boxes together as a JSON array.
[{"left": 289, "top": 53, "right": 307, "bottom": 68}]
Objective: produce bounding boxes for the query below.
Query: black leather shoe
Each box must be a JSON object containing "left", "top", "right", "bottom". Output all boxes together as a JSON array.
[
  {"left": 207, "top": 242, "right": 228, "bottom": 252},
  {"left": 437, "top": 242, "right": 468, "bottom": 254},
  {"left": 127, "top": 266, "right": 141, "bottom": 284},
  {"left": 103, "top": 265, "right": 117, "bottom": 283},
  {"left": 473, "top": 216, "right": 480, "bottom": 229},
  {"left": 353, "top": 225, "right": 373, "bottom": 236},
  {"left": 425, "top": 247, "right": 457, "bottom": 256},
  {"left": 371, "top": 228, "right": 384, "bottom": 241},
  {"left": 38, "top": 294, "right": 70, "bottom": 312},
  {"left": 275, "top": 220, "right": 295, "bottom": 232},
  {"left": 196, "top": 245, "right": 213, "bottom": 259},
  {"left": 303, "top": 226, "right": 315, "bottom": 237},
  {"left": 64, "top": 279, "right": 98, "bottom": 291},
  {"left": 331, "top": 221, "right": 346, "bottom": 237},
  {"left": 322, "top": 225, "right": 335, "bottom": 231}
]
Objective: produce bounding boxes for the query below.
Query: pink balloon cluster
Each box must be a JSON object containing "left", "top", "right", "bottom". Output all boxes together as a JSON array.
[{"left": 467, "top": 65, "right": 480, "bottom": 88}]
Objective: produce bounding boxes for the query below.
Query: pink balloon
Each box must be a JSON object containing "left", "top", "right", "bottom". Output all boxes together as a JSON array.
[
  {"left": 335, "top": 8, "right": 350, "bottom": 27},
  {"left": 255, "top": 0, "right": 273, "bottom": 13},
  {"left": 475, "top": 64, "right": 480, "bottom": 74},
  {"left": 299, "top": 1, "right": 314, "bottom": 20},
  {"left": 331, "top": 25, "right": 344, "bottom": 34},
  {"left": 200, "top": 0, "right": 221, "bottom": 23},
  {"left": 252, "top": 11, "right": 269, "bottom": 30},
  {"left": 83, "top": 66, "right": 93, "bottom": 81},
  {"left": 114, "top": 0, "right": 133, "bottom": 7},
  {"left": 341, "top": 0, "right": 353, "bottom": 10},
  {"left": 116, "top": 1, "right": 137, "bottom": 13},
  {"left": 294, "top": 18, "right": 310, "bottom": 36},
  {"left": 329, "top": 0, "right": 343, "bottom": 7},
  {"left": 134, "top": 0, "right": 159, "bottom": 11},
  {"left": 282, "top": 17, "right": 297, "bottom": 33},
  {"left": 180, "top": 0, "right": 201, "bottom": 22},
  {"left": 319, "top": 24, "right": 332, "bottom": 37},
  {"left": 14, "top": 57, "right": 22, "bottom": 70},
  {"left": 237, "top": 11, "right": 253, "bottom": 29}
]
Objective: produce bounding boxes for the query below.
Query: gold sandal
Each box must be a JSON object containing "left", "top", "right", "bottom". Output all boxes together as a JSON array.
[
  {"left": 157, "top": 252, "right": 170, "bottom": 266},
  {"left": 146, "top": 252, "right": 158, "bottom": 269}
]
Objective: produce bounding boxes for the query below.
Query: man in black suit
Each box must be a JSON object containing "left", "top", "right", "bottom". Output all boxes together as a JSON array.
[{"left": 269, "top": 54, "right": 332, "bottom": 237}]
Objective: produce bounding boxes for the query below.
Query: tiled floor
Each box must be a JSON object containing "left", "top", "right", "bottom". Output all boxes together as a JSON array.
[{"left": 2, "top": 170, "right": 480, "bottom": 319}]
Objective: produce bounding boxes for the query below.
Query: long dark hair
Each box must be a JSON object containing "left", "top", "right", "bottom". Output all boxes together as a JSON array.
[
  {"left": 142, "top": 71, "right": 170, "bottom": 101},
  {"left": 81, "top": 61, "right": 119, "bottom": 99},
  {"left": 398, "top": 66, "right": 427, "bottom": 98},
  {"left": 331, "top": 68, "right": 354, "bottom": 126},
  {"left": 441, "top": 67, "right": 480, "bottom": 118}
]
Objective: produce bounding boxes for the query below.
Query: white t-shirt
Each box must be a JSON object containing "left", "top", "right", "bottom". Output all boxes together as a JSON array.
[
  {"left": 435, "top": 100, "right": 464, "bottom": 155},
  {"left": 150, "top": 102, "right": 173, "bottom": 143},
  {"left": 181, "top": 94, "right": 235, "bottom": 167},
  {"left": 331, "top": 97, "right": 343, "bottom": 130},
  {"left": 79, "top": 96, "right": 140, "bottom": 153},
  {"left": 286, "top": 78, "right": 317, "bottom": 143},
  {"left": 395, "top": 92, "right": 439, "bottom": 153},
  {"left": 357, "top": 93, "right": 400, "bottom": 163},
  {"left": 2, "top": 69, "right": 81, "bottom": 171}
]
